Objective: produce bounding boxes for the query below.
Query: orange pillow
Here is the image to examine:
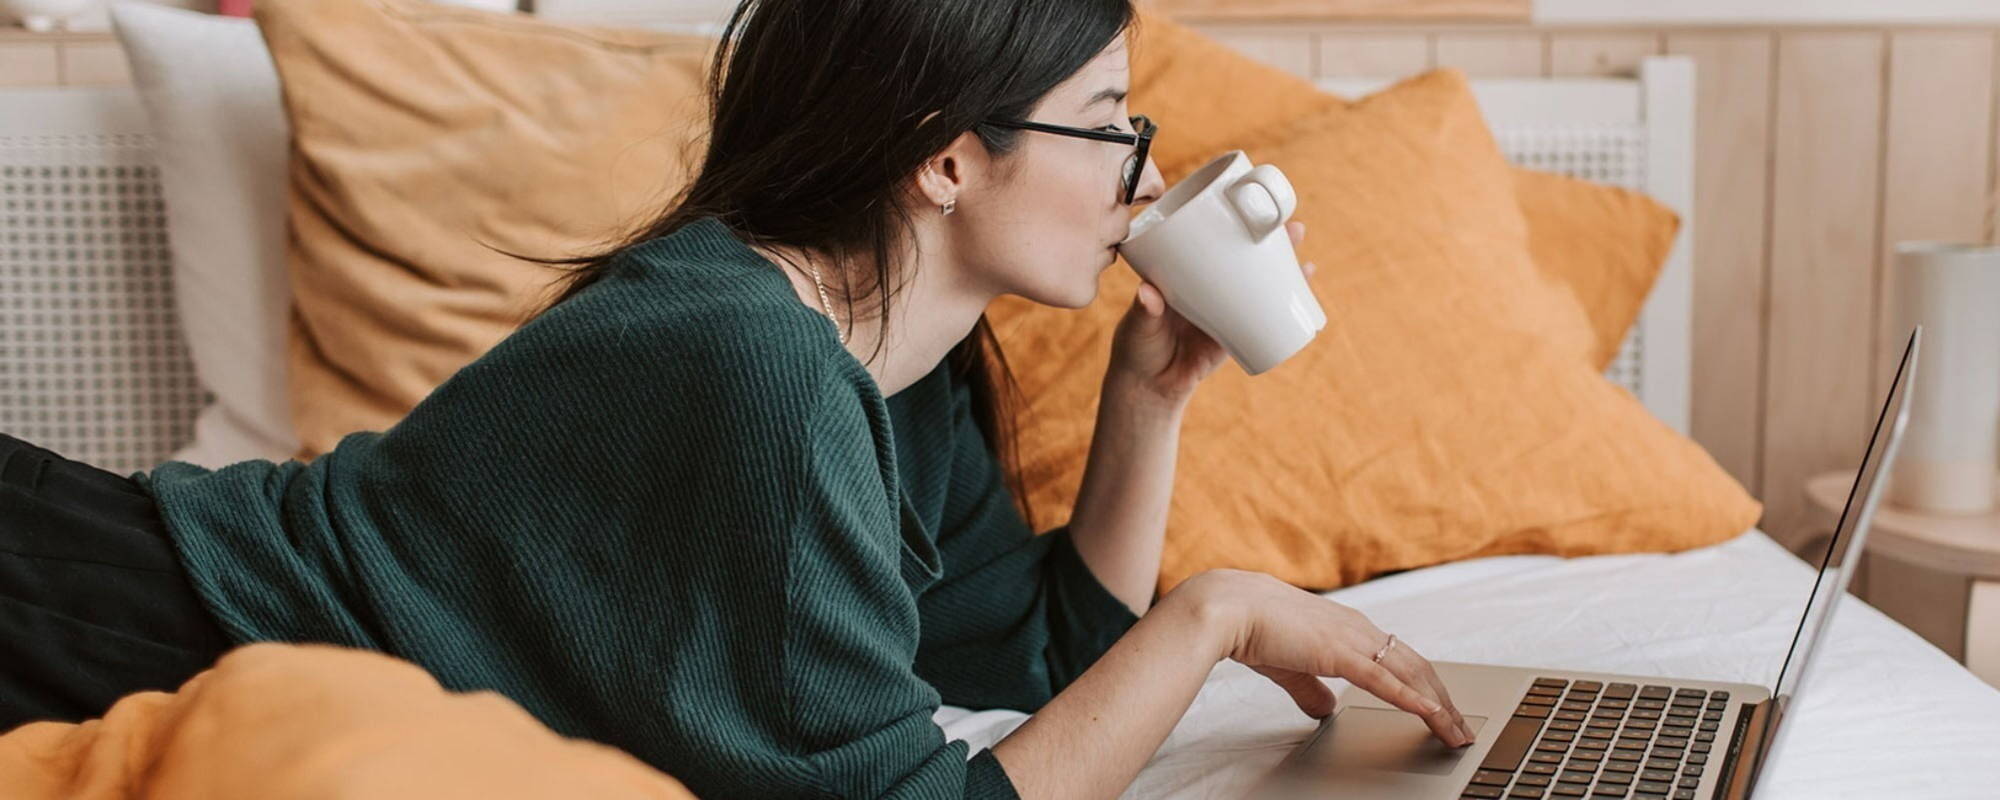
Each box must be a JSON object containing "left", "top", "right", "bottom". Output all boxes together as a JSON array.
[
  {"left": 1131, "top": 13, "right": 1676, "bottom": 368},
  {"left": 255, "top": 0, "right": 712, "bottom": 458},
  {"left": 988, "top": 69, "right": 1759, "bottom": 592}
]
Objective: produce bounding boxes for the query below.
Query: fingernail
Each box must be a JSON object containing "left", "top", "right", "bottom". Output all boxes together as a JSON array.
[{"left": 1424, "top": 699, "right": 1443, "bottom": 714}]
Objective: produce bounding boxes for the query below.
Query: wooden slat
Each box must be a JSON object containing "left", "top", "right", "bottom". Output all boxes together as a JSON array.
[
  {"left": 1548, "top": 32, "right": 1659, "bottom": 76},
  {"left": 0, "top": 41, "right": 60, "bottom": 88},
  {"left": 57, "top": 41, "right": 131, "bottom": 86},
  {"left": 1433, "top": 32, "right": 1546, "bottom": 77},
  {"left": 1761, "top": 32, "right": 1888, "bottom": 551},
  {"left": 1876, "top": 32, "right": 1996, "bottom": 399},
  {"left": 1147, "top": 0, "right": 1528, "bottom": 21},
  {"left": 1203, "top": 29, "right": 1317, "bottom": 77},
  {"left": 1315, "top": 32, "right": 1430, "bottom": 79},
  {"left": 1992, "top": 30, "right": 2000, "bottom": 247},
  {"left": 1666, "top": 32, "right": 1776, "bottom": 499}
]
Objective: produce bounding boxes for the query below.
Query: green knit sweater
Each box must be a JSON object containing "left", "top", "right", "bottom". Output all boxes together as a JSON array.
[{"left": 140, "top": 217, "right": 1140, "bottom": 800}]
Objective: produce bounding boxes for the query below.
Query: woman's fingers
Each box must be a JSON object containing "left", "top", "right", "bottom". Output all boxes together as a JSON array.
[
  {"left": 1253, "top": 666, "right": 1337, "bottom": 719},
  {"left": 1286, "top": 220, "right": 1306, "bottom": 246},
  {"left": 1393, "top": 646, "right": 1472, "bottom": 744},
  {"left": 1345, "top": 653, "right": 1470, "bottom": 747}
]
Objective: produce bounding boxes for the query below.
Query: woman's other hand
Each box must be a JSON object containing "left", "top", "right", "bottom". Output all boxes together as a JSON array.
[
  {"left": 1106, "top": 220, "right": 1315, "bottom": 409},
  {"left": 1164, "top": 568, "right": 1475, "bottom": 747}
]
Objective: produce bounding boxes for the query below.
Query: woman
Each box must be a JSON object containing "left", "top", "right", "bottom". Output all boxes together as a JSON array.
[{"left": 0, "top": 0, "right": 1472, "bottom": 796}]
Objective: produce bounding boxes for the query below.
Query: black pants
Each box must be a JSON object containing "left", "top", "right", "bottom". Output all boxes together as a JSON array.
[{"left": 0, "top": 432, "right": 232, "bottom": 732}]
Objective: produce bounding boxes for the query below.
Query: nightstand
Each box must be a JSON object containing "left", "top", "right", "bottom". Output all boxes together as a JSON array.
[{"left": 1804, "top": 470, "right": 2000, "bottom": 688}]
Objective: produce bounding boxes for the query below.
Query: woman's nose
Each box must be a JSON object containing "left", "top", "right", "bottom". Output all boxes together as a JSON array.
[{"left": 1130, "top": 157, "right": 1167, "bottom": 206}]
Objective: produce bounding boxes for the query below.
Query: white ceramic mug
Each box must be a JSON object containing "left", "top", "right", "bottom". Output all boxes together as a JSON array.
[{"left": 1118, "top": 150, "right": 1325, "bottom": 375}]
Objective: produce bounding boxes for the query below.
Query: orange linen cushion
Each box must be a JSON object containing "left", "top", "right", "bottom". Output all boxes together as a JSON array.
[
  {"left": 988, "top": 69, "right": 1759, "bottom": 592},
  {"left": 1132, "top": 13, "right": 1677, "bottom": 367},
  {"left": 255, "top": 0, "right": 711, "bottom": 458},
  {"left": 0, "top": 643, "right": 695, "bottom": 800}
]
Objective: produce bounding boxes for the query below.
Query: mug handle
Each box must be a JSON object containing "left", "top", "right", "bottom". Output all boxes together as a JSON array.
[{"left": 1225, "top": 164, "right": 1298, "bottom": 240}]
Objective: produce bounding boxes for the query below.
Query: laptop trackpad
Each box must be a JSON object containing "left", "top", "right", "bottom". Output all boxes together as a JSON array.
[{"left": 1316, "top": 707, "right": 1488, "bottom": 776}]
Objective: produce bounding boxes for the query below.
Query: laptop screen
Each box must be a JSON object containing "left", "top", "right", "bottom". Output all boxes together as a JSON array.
[{"left": 1748, "top": 328, "right": 1919, "bottom": 792}]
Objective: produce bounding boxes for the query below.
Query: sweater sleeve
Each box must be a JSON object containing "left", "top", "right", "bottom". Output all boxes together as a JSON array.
[{"left": 911, "top": 374, "right": 1142, "bottom": 713}]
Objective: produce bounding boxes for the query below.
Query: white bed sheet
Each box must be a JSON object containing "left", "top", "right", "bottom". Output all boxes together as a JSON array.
[{"left": 936, "top": 530, "right": 2000, "bottom": 799}]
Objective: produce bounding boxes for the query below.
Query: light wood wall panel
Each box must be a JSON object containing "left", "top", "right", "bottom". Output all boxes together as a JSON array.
[
  {"left": 1548, "top": 32, "right": 1660, "bottom": 76},
  {"left": 1761, "top": 32, "right": 1888, "bottom": 550},
  {"left": 0, "top": 41, "right": 59, "bottom": 87},
  {"left": 1316, "top": 33, "right": 1431, "bottom": 78},
  {"left": 1664, "top": 32, "right": 1775, "bottom": 498},
  {"left": 1204, "top": 29, "right": 1317, "bottom": 77},
  {"left": 1146, "top": 0, "right": 1528, "bottom": 21},
  {"left": 1875, "top": 32, "right": 1996, "bottom": 400},
  {"left": 1434, "top": 32, "right": 1547, "bottom": 76}
]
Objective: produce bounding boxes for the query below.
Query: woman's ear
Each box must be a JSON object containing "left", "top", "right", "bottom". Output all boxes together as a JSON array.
[{"left": 916, "top": 130, "right": 984, "bottom": 208}]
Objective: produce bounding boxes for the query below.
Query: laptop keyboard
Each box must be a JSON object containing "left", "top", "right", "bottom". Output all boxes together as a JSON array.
[{"left": 1459, "top": 677, "right": 1729, "bottom": 800}]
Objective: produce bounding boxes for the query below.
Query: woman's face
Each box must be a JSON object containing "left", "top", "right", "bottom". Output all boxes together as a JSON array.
[{"left": 952, "top": 35, "right": 1166, "bottom": 309}]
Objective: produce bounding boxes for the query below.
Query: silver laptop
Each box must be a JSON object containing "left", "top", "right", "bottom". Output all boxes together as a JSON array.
[{"left": 1263, "top": 327, "right": 1922, "bottom": 800}]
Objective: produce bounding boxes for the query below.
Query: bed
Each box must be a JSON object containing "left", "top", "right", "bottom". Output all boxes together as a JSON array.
[
  {"left": 937, "top": 529, "right": 2000, "bottom": 798},
  {"left": 5, "top": 48, "right": 1999, "bottom": 799}
]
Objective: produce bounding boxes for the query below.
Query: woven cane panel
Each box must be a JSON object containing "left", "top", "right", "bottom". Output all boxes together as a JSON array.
[{"left": 0, "top": 132, "right": 208, "bottom": 475}]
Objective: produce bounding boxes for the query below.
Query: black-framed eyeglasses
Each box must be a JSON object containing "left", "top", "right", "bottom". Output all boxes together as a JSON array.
[{"left": 981, "top": 114, "right": 1156, "bottom": 205}]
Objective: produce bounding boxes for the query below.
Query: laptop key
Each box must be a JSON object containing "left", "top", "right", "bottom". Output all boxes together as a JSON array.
[
  {"left": 1590, "top": 785, "right": 1627, "bottom": 798},
  {"left": 1644, "top": 758, "right": 1679, "bottom": 772},
  {"left": 1605, "top": 683, "right": 1637, "bottom": 699},
  {"left": 1691, "top": 743, "right": 1712, "bottom": 754},
  {"left": 1481, "top": 715, "right": 1548, "bottom": 772},
  {"left": 1677, "top": 776, "right": 1700, "bottom": 789},
  {"left": 1598, "top": 771, "right": 1633, "bottom": 785},
  {"left": 1686, "top": 754, "right": 1708, "bottom": 766},
  {"left": 1517, "top": 776, "right": 1553, "bottom": 788},
  {"left": 1550, "top": 721, "right": 1583, "bottom": 732},
  {"left": 1574, "top": 681, "right": 1605, "bottom": 692},
  {"left": 1640, "top": 769, "right": 1675, "bottom": 782},
  {"left": 1639, "top": 686, "right": 1672, "bottom": 700},
  {"left": 1472, "top": 770, "right": 1513, "bottom": 786},
  {"left": 1553, "top": 785, "right": 1588, "bottom": 797},
  {"left": 1525, "top": 763, "right": 1559, "bottom": 776},
  {"left": 1518, "top": 704, "right": 1552, "bottom": 719},
  {"left": 1535, "top": 678, "right": 1570, "bottom": 689},
  {"left": 1674, "top": 791, "right": 1697, "bottom": 800},
  {"left": 1711, "top": 691, "right": 1729, "bottom": 701},
  {"left": 1462, "top": 786, "right": 1504, "bottom": 799},
  {"left": 1603, "top": 761, "right": 1638, "bottom": 774},
  {"left": 1509, "top": 785, "right": 1547, "bottom": 799},
  {"left": 1560, "top": 770, "right": 1596, "bottom": 784}
]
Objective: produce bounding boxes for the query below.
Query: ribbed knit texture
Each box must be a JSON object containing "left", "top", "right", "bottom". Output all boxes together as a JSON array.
[{"left": 140, "top": 218, "right": 1140, "bottom": 800}]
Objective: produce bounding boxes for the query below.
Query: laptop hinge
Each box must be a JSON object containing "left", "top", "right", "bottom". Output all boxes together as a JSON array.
[{"left": 1712, "top": 699, "right": 1775, "bottom": 800}]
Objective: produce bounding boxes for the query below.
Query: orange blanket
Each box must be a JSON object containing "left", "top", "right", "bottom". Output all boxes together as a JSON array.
[{"left": 0, "top": 643, "right": 695, "bottom": 799}]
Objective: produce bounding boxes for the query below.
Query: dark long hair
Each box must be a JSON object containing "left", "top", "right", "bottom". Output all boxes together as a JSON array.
[{"left": 517, "top": 0, "right": 1136, "bottom": 519}]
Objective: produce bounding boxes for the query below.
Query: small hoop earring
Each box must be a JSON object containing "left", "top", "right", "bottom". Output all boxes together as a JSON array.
[{"left": 941, "top": 199, "right": 957, "bottom": 216}]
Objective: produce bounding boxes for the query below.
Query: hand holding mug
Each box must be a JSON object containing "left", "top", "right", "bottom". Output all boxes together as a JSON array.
[{"left": 1109, "top": 221, "right": 1316, "bottom": 408}]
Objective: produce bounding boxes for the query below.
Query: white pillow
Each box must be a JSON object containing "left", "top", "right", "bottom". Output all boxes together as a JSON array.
[{"left": 109, "top": 1, "right": 298, "bottom": 467}]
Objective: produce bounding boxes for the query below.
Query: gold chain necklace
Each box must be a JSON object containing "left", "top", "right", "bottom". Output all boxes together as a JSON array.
[{"left": 804, "top": 259, "right": 847, "bottom": 346}]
